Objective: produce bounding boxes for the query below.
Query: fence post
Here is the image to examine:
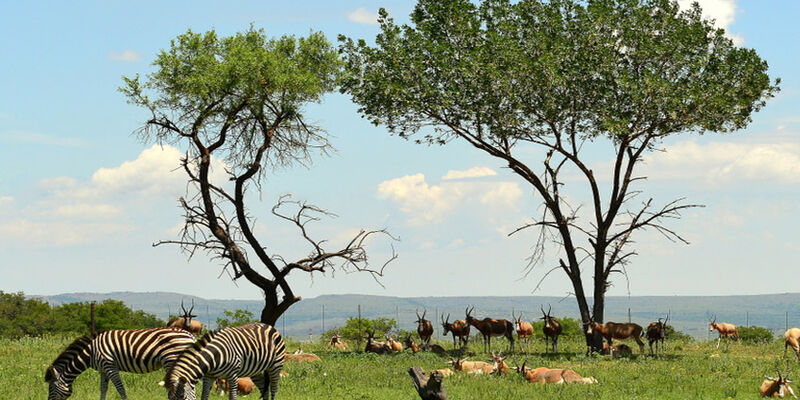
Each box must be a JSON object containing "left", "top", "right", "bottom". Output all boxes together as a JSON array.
[
  {"left": 435, "top": 307, "right": 439, "bottom": 340},
  {"left": 628, "top": 308, "right": 631, "bottom": 323},
  {"left": 357, "top": 304, "right": 362, "bottom": 349},
  {"left": 787, "top": 311, "right": 789, "bottom": 332},
  {"left": 746, "top": 311, "right": 749, "bottom": 327},
  {"left": 90, "top": 301, "right": 96, "bottom": 336},
  {"left": 322, "top": 304, "right": 325, "bottom": 336}
]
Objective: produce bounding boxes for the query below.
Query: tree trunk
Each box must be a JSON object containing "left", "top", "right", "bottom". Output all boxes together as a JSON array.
[{"left": 408, "top": 367, "right": 447, "bottom": 400}]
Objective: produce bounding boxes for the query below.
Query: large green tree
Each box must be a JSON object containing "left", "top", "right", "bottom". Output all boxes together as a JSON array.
[
  {"left": 122, "top": 28, "right": 396, "bottom": 326},
  {"left": 340, "top": 0, "right": 778, "bottom": 350}
]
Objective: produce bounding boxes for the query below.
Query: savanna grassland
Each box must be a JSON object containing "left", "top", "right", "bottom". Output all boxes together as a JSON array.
[{"left": 3, "top": 334, "right": 795, "bottom": 400}]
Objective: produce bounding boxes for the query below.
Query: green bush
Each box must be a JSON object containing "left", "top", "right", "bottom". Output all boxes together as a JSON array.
[
  {"left": 737, "top": 325, "right": 774, "bottom": 343},
  {"left": 321, "top": 317, "right": 397, "bottom": 345},
  {"left": 531, "top": 317, "right": 584, "bottom": 339},
  {"left": 216, "top": 309, "right": 259, "bottom": 329},
  {"left": 665, "top": 325, "right": 692, "bottom": 341}
]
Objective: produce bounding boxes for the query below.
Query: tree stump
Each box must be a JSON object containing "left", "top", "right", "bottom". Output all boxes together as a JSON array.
[{"left": 408, "top": 366, "right": 448, "bottom": 400}]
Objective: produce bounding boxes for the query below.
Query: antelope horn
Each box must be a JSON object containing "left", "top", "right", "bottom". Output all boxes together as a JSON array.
[
  {"left": 665, "top": 310, "right": 670, "bottom": 324},
  {"left": 422, "top": 309, "right": 427, "bottom": 319},
  {"left": 416, "top": 309, "right": 421, "bottom": 320},
  {"left": 547, "top": 304, "right": 552, "bottom": 316}
]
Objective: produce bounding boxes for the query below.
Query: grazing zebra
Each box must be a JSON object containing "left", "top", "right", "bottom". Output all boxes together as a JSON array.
[
  {"left": 45, "top": 327, "right": 195, "bottom": 400},
  {"left": 165, "top": 322, "right": 286, "bottom": 400}
]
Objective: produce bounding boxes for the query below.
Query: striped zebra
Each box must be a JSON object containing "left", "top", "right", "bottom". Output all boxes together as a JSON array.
[
  {"left": 165, "top": 322, "right": 286, "bottom": 400},
  {"left": 45, "top": 327, "right": 195, "bottom": 400}
]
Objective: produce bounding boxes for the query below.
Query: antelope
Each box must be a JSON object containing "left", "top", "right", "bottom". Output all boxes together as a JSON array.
[
  {"left": 432, "top": 368, "right": 454, "bottom": 377},
  {"left": 386, "top": 335, "right": 404, "bottom": 352},
  {"left": 761, "top": 362, "right": 797, "bottom": 398},
  {"left": 785, "top": 328, "right": 800, "bottom": 361},
  {"left": 416, "top": 309, "right": 434, "bottom": 349},
  {"left": 540, "top": 305, "right": 563, "bottom": 353},
  {"left": 285, "top": 351, "right": 322, "bottom": 362},
  {"left": 646, "top": 312, "right": 670, "bottom": 355},
  {"left": 328, "top": 332, "right": 349, "bottom": 351},
  {"left": 448, "top": 357, "right": 494, "bottom": 374},
  {"left": 364, "top": 330, "right": 391, "bottom": 354},
  {"left": 216, "top": 376, "right": 255, "bottom": 396},
  {"left": 441, "top": 313, "right": 470, "bottom": 349},
  {"left": 512, "top": 311, "right": 533, "bottom": 352},
  {"left": 709, "top": 315, "right": 739, "bottom": 348},
  {"left": 167, "top": 299, "right": 203, "bottom": 335},
  {"left": 404, "top": 335, "right": 421, "bottom": 353},
  {"left": 584, "top": 317, "right": 645, "bottom": 354},
  {"left": 515, "top": 360, "right": 597, "bottom": 384},
  {"left": 602, "top": 342, "right": 633, "bottom": 358},
  {"left": 465, "top": 306, "right": 515, "bottom": 353},
  {"left": 490, "top": 351, "right": 509, "bottom": 376}
]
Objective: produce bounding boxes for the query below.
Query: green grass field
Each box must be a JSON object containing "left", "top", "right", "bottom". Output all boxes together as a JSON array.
[{"left": 2, "top": 334, "right": 794, "bottom": 399}]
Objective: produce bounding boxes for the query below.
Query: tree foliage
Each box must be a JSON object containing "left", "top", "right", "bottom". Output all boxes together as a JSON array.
[
  {"left": 738, "top": 325, "right": 774, "bottom": 343},
  {"left": 340, "top": 0, "right": 778, "bottom": 351},
  {"left": 323, "top": 317, "right": 398, "bottom": 344},
  {"left": 216, "top": 309, "right": 259, "bottom": 329}
]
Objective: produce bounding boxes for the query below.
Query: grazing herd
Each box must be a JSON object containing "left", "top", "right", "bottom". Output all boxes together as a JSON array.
[{"left": 44, "top": 301, "right": 800, "bottom": 399}]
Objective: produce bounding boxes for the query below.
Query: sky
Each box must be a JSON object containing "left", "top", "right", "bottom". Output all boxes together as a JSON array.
[{"left": 0, "top": 0, "right": 798, "bottom": 301}]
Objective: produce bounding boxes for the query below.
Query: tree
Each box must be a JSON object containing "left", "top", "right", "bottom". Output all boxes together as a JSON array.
[
  {"left": 216, "top": 309, "right": 259, "bottom": 329},
  {"left": 340, "top": 0, "right": 778, "bottom": 351},
  {"left": 121, "top": 27, "right": 397, "bottom": 326}
]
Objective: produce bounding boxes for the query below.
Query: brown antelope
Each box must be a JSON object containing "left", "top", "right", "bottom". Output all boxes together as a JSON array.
[
  {"left": 416, "top": 309, "right": 434, "bottom": 348},
  {"left": 404, "top": 335, "right": 421, "bottom": 353},
  {"left": 386, "top": 335, "right": 404, "bottom": 352},
  {"left": 364, "top": 330, "right": 391, "bottom": 354},
  {"left": 215, "top": 376, "right": 254, "bottom": 396},
  {"left": 328, "top": 332, "right": 349, "bottom": 351},
  {"left": 466, "top": 306, "right": 515, "bottom": 353},
  {"left": 585, "top": 317, "right": 645, "bottom": 354},
  {"left": 785, "top": 328, "right": 800, "bottom": 361},
  {"left": 540, "top": 305, "right": 563, "bottom": 353},
  {"left": 761, "top": 362, "right": 797, "bottom": 398},
  {"left": 441, "top": 313, "right": 470, "bottom": 349},
  {"left": 512, "top": 311, "right": 533, "bottom": 352},
  {"left": 167, "top": 299, "right": 203, "bottom": 335},
  {"left": 646, "top": 311, "right": 670, "bottom": 355},
  {"left": 515, "top": 360, "right": 597, "bottom": 384},
  {"left": 449, "top": 357, "right": 494, "bottom": 374},
  {"left": 602, "top": 342, "right": 633, "bottom": 358},
  {"left": 490, "top": 351, "right": 509, "bottom": 375},
  {"left": 432, "top": 368, "right": 454, "bottom": 377},
  {"left": 709, "top": 315, "right": 739, "bottom": 348},
  {"left": 285, "top": 348, "right": 322, "bottom": 362}
]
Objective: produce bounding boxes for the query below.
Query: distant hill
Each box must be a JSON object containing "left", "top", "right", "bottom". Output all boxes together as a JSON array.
[{"left": 31, "top": 291, "right": 800, "bottom": 339}]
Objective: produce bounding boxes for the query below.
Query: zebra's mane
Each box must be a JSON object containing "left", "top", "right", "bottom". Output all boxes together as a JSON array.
[{"left": 45, "top": 334, "right": 93, "bottom": 381}]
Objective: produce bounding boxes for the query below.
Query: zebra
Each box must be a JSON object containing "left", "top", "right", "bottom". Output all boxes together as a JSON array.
[
  {"left": 165, "top": 322, "right": 286, "bottom": 400},
  {"left": 45, "top": 327, "right": 195, "bottom": 400}
]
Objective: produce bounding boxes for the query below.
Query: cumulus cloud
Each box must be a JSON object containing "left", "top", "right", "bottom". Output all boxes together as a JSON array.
[
  {"left": 107, "top": 50, "right": 141, "bottom": 62},
  {"left": 442, "top": 166, "right": 498, "bottom": 180},
  {"left": 643, "top": 140, "right": 800, "bottom": 185},
  {"left": 677, "top": 0, "right": 744, "bottom": 45},
  {"left": 347, "top": 8, "right": 378, "bottom": 24}
]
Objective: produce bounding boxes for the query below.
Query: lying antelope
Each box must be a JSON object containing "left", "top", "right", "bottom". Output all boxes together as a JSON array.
[
  {"left": 786, "top": 328, "right": 800, "bottom": 361},
  {"left": 646, "top": 311, "right": 670, "bottom": 355},
  {"left": 416, "top": 309, "right": 434, "bottom": 349},
  {"left": 585, "top": 317, "right": 645, "bottom": 354},
  {"left": 709, "top": 315, "right": 739, "bottom": 348},
  {"left": 364, "top": 330, "right": 391, "bottom": 354},
  {"left": 449, "top": 357, "right": 494, "bottom": 374},
  {"left": 512, "top": 311, "right": 533, "bottom": 352},
  {"left": 515, "top": 360, "right": 597, "bottom": 384},
  {"left": 215, "top": 376, "right": 254, "bottom": 396},
  {"left": 540, "top": 305, "right": 563, "bottom": 353},
  {"left": 441, "top": 313, "right": 470, "bottom": 350},
  {"left": 602, "top": 342, "right": 633, "bottom": 358},
  {"left": 404, "top": 335, "right": 421, "bottom": 353},
  {"left": 490, "top": 351, "right": 509, "bottom": 376},
  {"left": 285, "top": 348, "right": 322, "bottom": 362},
  {"left": 761, "top": 362, "right": 797, "bottom": 398},
  {"left": 328, "top": 332, "right": 349, "bottom": 351},
  {"left": 466, "top": 306, "right": 515, "bottom": 353},
  {"left": 386, "top": 336, "right": 404, "bottom": 352}
]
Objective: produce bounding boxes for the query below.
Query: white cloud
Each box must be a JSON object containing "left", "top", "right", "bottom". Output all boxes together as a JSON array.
[
  {"left": 677, "top": 0, "right": 744, "bottom": 45},
  {"left": 347, "top": 8, "right": 378, "bottom": 24},
  {"left": 0, "top": 131, "right": 84, "bottom": 147},
  {"left": 107, "top": 50, "right": 141, "bottom": 62},
  {"left": 643, "top": 140, "right": 800, "bottom": 185},
  {"left": 442, "top": 166, "right": 498, "bottom": 180}
]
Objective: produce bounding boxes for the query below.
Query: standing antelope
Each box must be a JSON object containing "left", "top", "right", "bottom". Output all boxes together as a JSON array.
[
  {"left": 584, "top": 317, "right": 645, "bottom": 354},
  {"left": 515, "top": 360, "right": 597, "bottom": 384},
  {"left": 709, "top": 315, "right": 739, "bottom": 348},
  {"left": 761, "top": 362, "right": 797, "bottom": 398},
  {"left": 168, "top": 299, "right": 203, "bottom": 335},
  {"left": 441, "top": 313, "right": 470, "bottom": 350},
  {"left": 512, "top": 311, "right": 533, "bottom": 352},
  {"left": 786, "top": 328, "right": 800, "bottom": 361},
  {"left": 416, "top": 309, "right": 434, "bottom": 349},
  {"left": 466, "top": 306, "right": 515, "bottom": 353},
  {"left": 540, "top": 305, "right": 563, "bottom": 353},
  {"left": 646, "top": 311, "right": 670, "bottom": 355}
]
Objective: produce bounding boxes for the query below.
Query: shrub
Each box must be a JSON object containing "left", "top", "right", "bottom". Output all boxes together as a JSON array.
[
  {"left": 216, "top": 309, "right": 258, "bottom": 329},
  {"left": 665, "top": 325, "right": 692, "bottom": 341},
  {"left": 321, "top": 317, "right": 397, "bottom": 345},
  {"left": 738, "top": 325, "right": 774, "bottom": 343}
]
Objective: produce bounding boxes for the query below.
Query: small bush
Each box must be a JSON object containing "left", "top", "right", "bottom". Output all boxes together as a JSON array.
[
  {"left": 665, "top": 325, "right": 692, "bottom": 341},
  {"left": 321, "top": 317, "right": 397, "bottom": 345},
  {"left": 737, "top": 325, "right": 774, "bottom": 343}
]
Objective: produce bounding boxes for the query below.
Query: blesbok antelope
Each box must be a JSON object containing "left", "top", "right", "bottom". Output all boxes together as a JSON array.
[
  {"left": 328, "top": 333, "right": 349, "bottom": 351},
  {"left": 540, "top": 305, "right": 563, "bottom": 353},
  {"left": 465, "top": 306, "right": 515, "bottom": 353},
  {"left": 448, "top": 357, "right": 494, "bottom": 374},
  {"left": 386, "top": 335, "right": 404, "bottom": 352},
  {"left": 216, "top": 376, "right": 255, "bottom": 396},
  {"left": 515, "top": 360, "right": 597, "bottom": 384},
  {"left": 285, "top": 349, "right": 322, "bottom": 362},
  {"left": 404, "top": 335, "right": 421, "bottom": 353},
  {"left": 785, "top": 328, "right": 800, "bottom": 361},
  {"left": 167, "top": 299, "right": 203, "bottom": 335},
  {"left": 761, "top": 362, "right": 797, "bottom": 398},
  {"left": 441, "top": 313, "right": 470, "bottom": 349},
  {"left": 646, "top": 311, "right": 670, "bottom": 355},
  {"left": 490, "top": 351, "right": 509, "bottom": 376},
  {"left": 364, "top": 330, "right": 391, "bottom": 354},
  {"left": 584, "top": 317, "right": 645, "bottom": 354},
  {"left": 709, "top": 315, "right": 739, "bottom": 348},
  {"left": 416, "top": 309, "right": 434, "bottom": 349},
  {"left": 602, "top": 342, "right": 633, "bottom": 358},
  {"left": 512, "top": 311, "right": 533, "bottom": 352}
]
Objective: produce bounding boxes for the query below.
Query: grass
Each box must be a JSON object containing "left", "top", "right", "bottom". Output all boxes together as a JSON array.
[{"left": 1, "top": 334, "right": 793, "bottom": 399}]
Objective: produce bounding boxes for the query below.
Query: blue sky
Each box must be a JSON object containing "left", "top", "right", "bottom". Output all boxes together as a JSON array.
[{"left": 1, "top": 1, "right": 798, "bottom": 301}]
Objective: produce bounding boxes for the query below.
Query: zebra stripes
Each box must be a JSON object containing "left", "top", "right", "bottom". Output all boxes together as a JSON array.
[
  {"left": 165, "top": 322, "right": 286, "bottom": 400},
  {"left": 45, "top": 327, "right": 195, "bottom": 400}
]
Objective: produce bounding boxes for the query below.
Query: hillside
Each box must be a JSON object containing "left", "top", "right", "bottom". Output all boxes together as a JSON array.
[{"left": 32, "top": 291, "right": 800, "bottom": 339}]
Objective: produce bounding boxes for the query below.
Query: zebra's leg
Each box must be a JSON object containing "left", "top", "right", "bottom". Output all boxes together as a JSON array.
[
  {"left": 251, "top": 374, "right": 268, "bottom": 400},
  {"left": 99, "top": 372, "right": 109, "bottom": 400},
  {"left": 227, "top": 376, "right": 239, "bottom": 400},
  {"left": 267, "top": 366, "right": 282, "bottom": 400},
  {"left": 200, "top": 376, "right": 214, "bottom": 400},
  {"left": 102, "top": 366, "right": 127, "bottom": 400}
]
